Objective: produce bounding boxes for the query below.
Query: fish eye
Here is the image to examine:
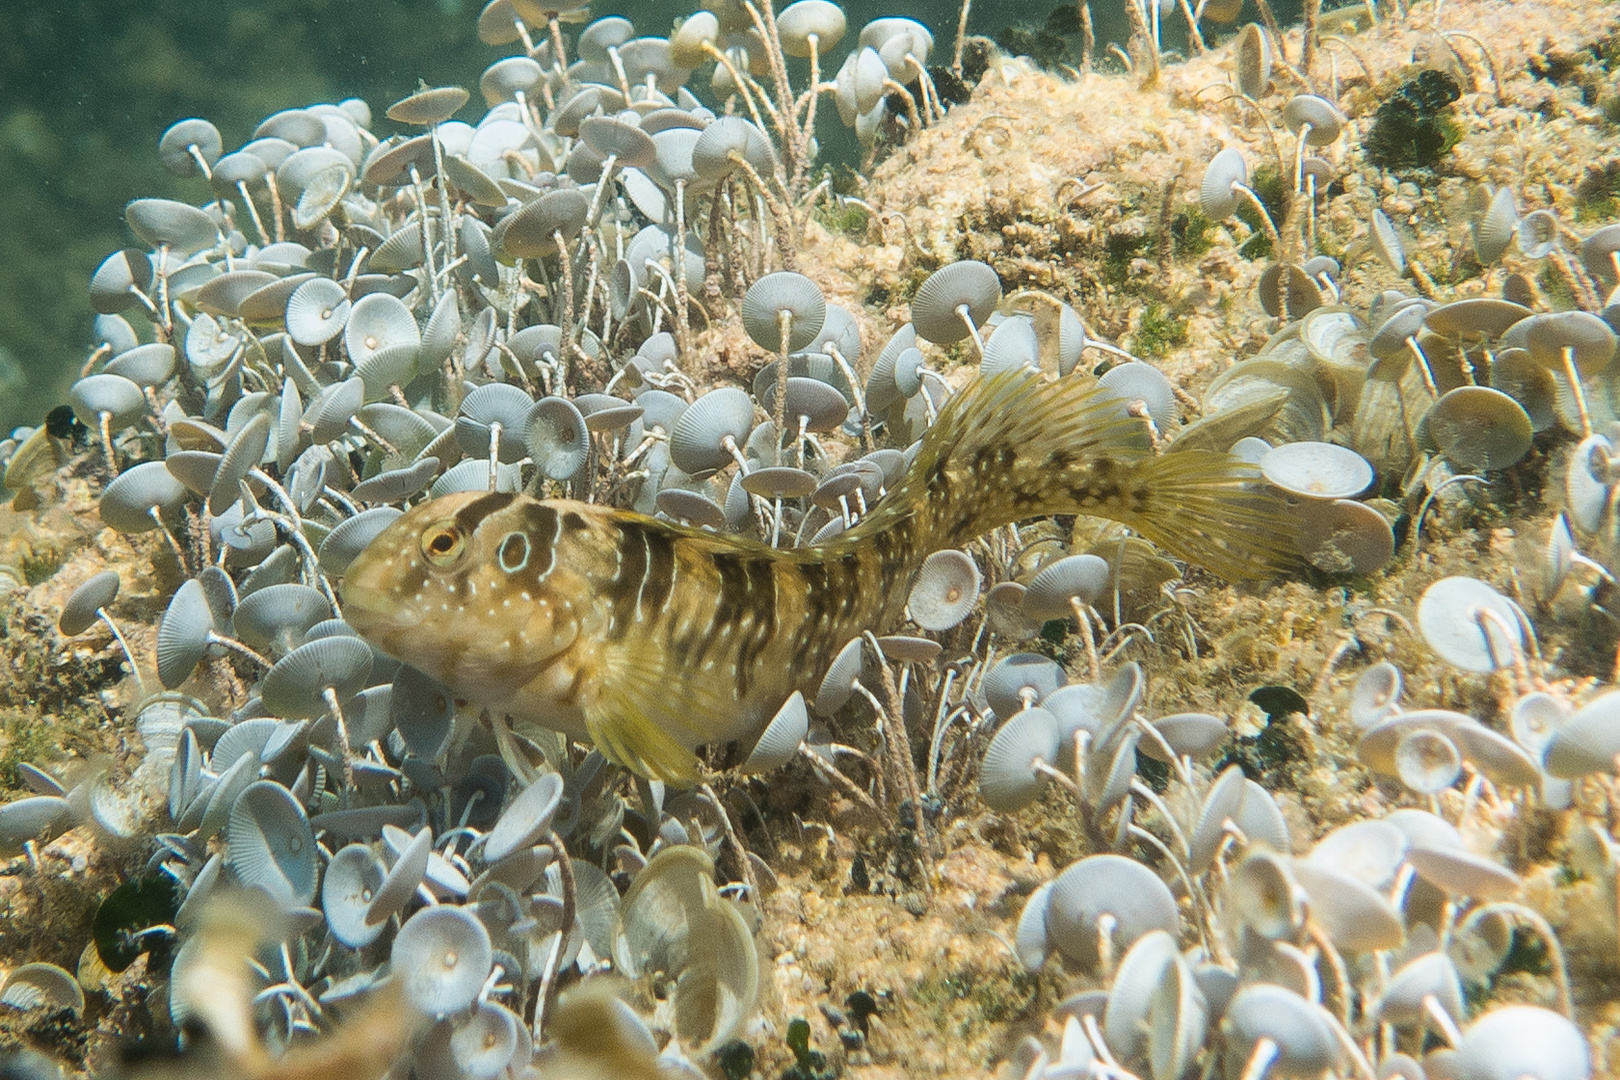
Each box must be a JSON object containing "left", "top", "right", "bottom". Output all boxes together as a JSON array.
[{"left": 420, "top": 521, "right": 467, "bottom": 568}]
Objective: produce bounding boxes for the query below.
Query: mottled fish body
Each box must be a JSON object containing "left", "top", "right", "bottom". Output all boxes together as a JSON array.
[{"left": 342, "top": 370, "right": 1293, "bottom": 783}]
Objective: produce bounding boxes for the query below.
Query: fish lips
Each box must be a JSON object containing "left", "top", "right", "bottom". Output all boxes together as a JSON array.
[{"left": 338, "top": 574, "right": 426, "bottom": 641}]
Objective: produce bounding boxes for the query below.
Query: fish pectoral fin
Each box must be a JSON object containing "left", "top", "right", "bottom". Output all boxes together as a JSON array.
[
  {"left": 583, "top": 655, "right": 703, "bottom": 787},
  {"left": 586, "top": 644, "right": 743, "bottom": 787},
  {"left": 584, "top": 695, "right": 701, "bottom": 787}
]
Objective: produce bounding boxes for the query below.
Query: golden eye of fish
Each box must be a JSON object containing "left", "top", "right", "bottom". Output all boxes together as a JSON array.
[{"left": 420, "top": 521, "right": 467, "bottom": 568}]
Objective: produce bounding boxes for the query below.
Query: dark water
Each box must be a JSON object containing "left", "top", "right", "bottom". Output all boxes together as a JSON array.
[{"left": 0, "top": 0, "right": 1300, "bottom": 436}]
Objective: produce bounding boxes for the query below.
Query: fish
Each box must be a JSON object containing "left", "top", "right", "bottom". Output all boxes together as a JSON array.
[{"left": 340, "top": 369, "right": 1295, "bottom": 785}]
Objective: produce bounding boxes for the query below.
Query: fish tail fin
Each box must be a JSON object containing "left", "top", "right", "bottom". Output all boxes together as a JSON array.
[
  {"left": 861, "top": 370, "right": 1294, "bottom": 581},
  {"left": 1107, "top": 449, "right": 1300, "bottom": 581}
]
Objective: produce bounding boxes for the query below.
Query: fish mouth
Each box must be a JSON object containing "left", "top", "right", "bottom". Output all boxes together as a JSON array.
[{"left": 338, "top": 575, "right": 425, "bottom": 639}]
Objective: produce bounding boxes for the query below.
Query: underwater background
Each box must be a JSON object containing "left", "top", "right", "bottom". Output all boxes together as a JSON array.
[{"left": 0, "top": 0, "right": 1262, "bottom": 434}]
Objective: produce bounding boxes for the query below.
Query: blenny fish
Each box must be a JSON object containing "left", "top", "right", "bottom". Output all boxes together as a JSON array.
[{"left": 341, "top": 370, "right": 1292, "bottom": 784}]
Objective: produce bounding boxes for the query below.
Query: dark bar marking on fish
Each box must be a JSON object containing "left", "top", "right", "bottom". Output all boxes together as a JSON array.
[
  {"left": 523, "top": 502, "right": 561, "bottom": 584},
  {"left": 609, "top": 522, "right": 649, "bottom": 640},
  {"left": 702, "top": 550, "right": 751, "bottom": 669},
  {"left": 1062, "top": 458, "right": 1128, "bottom": 514},
  {"left": 871, "top": 519, "right": 913, "bottom": 583},
  {"left": 640, "top": 526, "right": 677, "bottom": 622},
  {"left": 395, "top": 564, "right": 430, "bottom": 603},
  {"left": 667, "top": 544, "right": 706, "bottom": 669},
  {"left": 972, "top": 444, "right": 1016, "bottom": 478},
  {"left": 788, "top": 559, "right": 834, "bottom": 680},
  {"left": 734, "top": 555, "right": 777, "bottom": 696},
  {"left": 453, "top": 490, "right": 518, "bottom": 536},
  {"left": 793, "top": 549, "right": 863, "bottom": 682}
]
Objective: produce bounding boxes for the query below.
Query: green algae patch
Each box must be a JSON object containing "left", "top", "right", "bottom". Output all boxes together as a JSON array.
[
  {"left": 911, "top": 965, "right": 1041, "bottom": 1040},
  {"left": 1171, "top": 207, "right": 1219, "bottom": 259},
  {"left": 0, "top": 710, "right": 58, "bottom": 793},
  {"left": 1234, "top": 163, "right": 1288, "bottom": 259},
  {"left": 815, "top": 200, "right": 872, "bottom": 239},
  {"left": 1133, "top": 300, "right": 1190, "bottom": 357},
  {"left": 1575, "top": 159, "right": 1620, "bottom": 220},
  {"left": 1364, "top": 70, "right": 1464, "bottom": 171}
]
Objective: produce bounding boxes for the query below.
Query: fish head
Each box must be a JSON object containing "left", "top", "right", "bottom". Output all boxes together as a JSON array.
[{"left": 341, "top": 490, "right": 584, "bottom": 700}]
